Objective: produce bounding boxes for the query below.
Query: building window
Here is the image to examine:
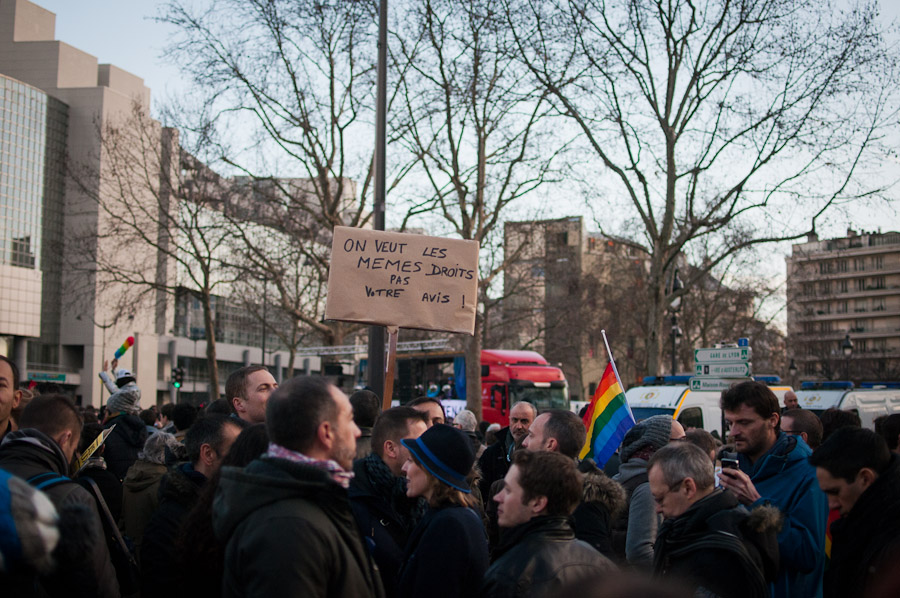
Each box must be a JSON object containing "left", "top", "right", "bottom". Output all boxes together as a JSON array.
[
  {"left": 854, "top": 258, "right": 866, "bottom": 271},
  {"left": 856, "top": 278, "right": 867, "bottom": 292},
  {"left": 819, "top": 281, "right": 831, "bottom": 295},
  {"left": 803, "top": 283, "right": 815, "bottom": 297},
  {"left": 853, "top": 319, "right": 866, "bottom": 332},
  {"left": 872, "top": 298, "right": 885, "bottom": 312},
  {"left": 839, "top": 280, "right": 849, "bottom": 293},
  {"left": 872, "top": 255, "right": 884, "bottom": 270},
  {"left": 855, "top": 300, "right": 867, "bottom": 313},
  {"left": 838, "top": 260, "right": 848, "bottom": 273},
  {"left": 819, "top": 321, "right": 833, "bottom": 333},
  {"left": 836, "top": 301, "right": 848, "bottom": 314},
  {"left": 819, "top": 262, "right": 832, "bottom": 274},
  {"left": 803, "top": 322, "right": 815, "bottom": 333},
  {"left": 873, "top": 276, "right": 885, "bottom": 290}
]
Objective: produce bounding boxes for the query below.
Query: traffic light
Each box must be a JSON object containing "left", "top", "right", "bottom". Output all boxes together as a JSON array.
[{"left": 172, "top": 367, "right": 184, "bottom": 388}]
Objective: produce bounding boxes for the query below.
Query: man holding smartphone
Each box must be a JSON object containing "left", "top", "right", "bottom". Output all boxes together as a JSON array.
[{"left": 719, "top": 381, "right": 827, "bottom": 598}]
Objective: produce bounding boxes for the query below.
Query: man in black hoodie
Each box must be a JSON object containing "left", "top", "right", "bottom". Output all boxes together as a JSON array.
[
  {"left": 810, "top": 427, "right": 900, "bottom": 598},
  {"left": 0, "top": 393, "right": 119, "bottom": 597},
  {"left": 650, "top": 442, "right": 780, "bottom": 598}
]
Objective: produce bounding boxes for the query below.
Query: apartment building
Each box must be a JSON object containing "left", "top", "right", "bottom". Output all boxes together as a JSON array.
[{"left": 786, "top": 229, "right": 900, "bottom": 381}]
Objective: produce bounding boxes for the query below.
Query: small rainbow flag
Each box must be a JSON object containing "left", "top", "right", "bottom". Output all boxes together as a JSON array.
[{"left": 579, "top": 362, "right": 635, "bottom": 467}]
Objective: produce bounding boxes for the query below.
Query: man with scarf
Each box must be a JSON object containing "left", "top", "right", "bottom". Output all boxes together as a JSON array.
[
  {"left": 213, "top": 375, "right": 384, "bottom": 598},
  {"left": 349, "top": 406, "right": 429, "bottom": 595}
]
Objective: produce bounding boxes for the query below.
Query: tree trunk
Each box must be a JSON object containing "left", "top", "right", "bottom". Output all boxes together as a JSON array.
[
  {"left": 465, "top": 312, "right": 484, "bottom": 422},
  {"left": 201, "top": 289, "right": 220, "bottom": 402}
]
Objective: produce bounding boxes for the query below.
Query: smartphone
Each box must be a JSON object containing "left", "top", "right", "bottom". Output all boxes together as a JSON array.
[{"left": 721, "top": 451, "right": 739, "bottom": 470}]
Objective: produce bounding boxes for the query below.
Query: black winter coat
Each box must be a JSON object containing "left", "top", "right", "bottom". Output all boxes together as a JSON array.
[
  {"left": 477, "top": 428, "right": 514, "bottom": 504},
  {"left": 348, "top": 455, "right": 425, "bottom": 596},
  {"left": 397, "top": 504, "right": 489, "bottom": 598},
  {"left": 141, "top": 462, "right": 207, "bottom": 598},
  {"left": 653, "top": 489, "right": 781, "bottom": 598},
  {"left": 103, "top": 414, "right": 148, "bottom": 481},
  {"left": 213, "top": 456, "right": 384, "bottom": 598},
  {"left": 480, "top": 515, "right": 616, "bottom": 598},
  {"left": 571, "top": 462, "right": 625, "bottom": 559},
  {"left": 0, "top": 429, "right": 120, "bottom": 598},
  {"left": 827, "top": 455, "right": 900, "bottom": 598}
]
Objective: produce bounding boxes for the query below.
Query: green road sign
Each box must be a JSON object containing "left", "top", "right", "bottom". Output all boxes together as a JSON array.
[
  {"left": 694, "top": 362, "right": 752, "bottom": 377},
  {"left": 694, "top": 347, "right": 751, "bottom": 363}
]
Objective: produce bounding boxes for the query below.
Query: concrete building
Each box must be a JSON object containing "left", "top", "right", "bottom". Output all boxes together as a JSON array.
[
  {"left": 502, "top": 216, "right": 650, "bottom": 400},
  {"left": 0, "top": 0, "right": 320, "bottom": 407},
  {"left": 786, "top": 229, "right": 900, "bottom": 382}
]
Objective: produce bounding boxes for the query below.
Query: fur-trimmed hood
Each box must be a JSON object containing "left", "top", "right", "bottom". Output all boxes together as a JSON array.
[{"left": 582, "top": 470, "right": 626, "bottom": 520}]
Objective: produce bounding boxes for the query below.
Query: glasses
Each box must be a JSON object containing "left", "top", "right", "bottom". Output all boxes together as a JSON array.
[{"left": 652, "top": 479, "right": 684, "bottom": 505}]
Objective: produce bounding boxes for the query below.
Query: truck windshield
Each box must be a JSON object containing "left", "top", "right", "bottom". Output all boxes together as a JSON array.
[{"left": 510, "top": 384, "right": 568, "bottom": 411}]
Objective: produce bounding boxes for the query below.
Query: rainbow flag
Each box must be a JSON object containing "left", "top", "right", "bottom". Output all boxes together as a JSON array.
[{"left": 579, "top": 363, "right": 635, "bottom": 466}]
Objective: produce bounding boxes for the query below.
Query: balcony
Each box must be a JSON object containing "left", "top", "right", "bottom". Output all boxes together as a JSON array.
[
  {"left": 789, "top": 265, "right": 900, "bottom": 281},
  {"left": 792, "top": 286, "right": 900, "bottom": 303},
  {"left": 793, "top": 309, "right": 900, "bottom": 322}
]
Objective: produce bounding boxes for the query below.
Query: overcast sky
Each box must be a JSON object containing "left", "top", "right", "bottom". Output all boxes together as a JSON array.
[{"left": 30, "top": 0, "right": 900, "bottom": 327}]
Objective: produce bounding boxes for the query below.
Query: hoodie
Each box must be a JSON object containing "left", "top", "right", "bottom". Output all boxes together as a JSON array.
[
  {"left": 213, "top": 456, "right": 384, "bottom": 598},
  {"left": 103, "top": 413, "right": 148, "bottom": 481},
  {"left": 0, "top": 429, "right": 119, "bottom": 598},
  {"left": 738, "top": 432, "right": 827, "bottom": 598}
]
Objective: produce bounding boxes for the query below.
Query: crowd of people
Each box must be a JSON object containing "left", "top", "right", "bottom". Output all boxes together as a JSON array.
[{"left": 2, "top": 353, "right": 900, "bottom": 598}]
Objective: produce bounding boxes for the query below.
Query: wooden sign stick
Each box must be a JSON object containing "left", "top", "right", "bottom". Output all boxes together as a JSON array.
[{"left": 382, "top": 326, "right": 399, "bottom": 412}]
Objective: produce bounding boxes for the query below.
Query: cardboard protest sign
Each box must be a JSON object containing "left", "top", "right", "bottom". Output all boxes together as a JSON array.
[{"left": 325, "top": 227, "right": 479, "bottom": 335}]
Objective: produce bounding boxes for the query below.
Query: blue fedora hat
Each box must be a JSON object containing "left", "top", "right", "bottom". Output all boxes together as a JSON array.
[{"left": 401, "top": 424, "right": 475, "bottom": 493}]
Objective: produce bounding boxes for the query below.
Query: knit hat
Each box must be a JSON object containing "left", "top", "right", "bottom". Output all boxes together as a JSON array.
[
  {"left": 115, "top": 369, "right": 136, "bottom": 387},
  {"left": 620, "top": 414, "right": 673, "bottom": 462},
  {"left": 453, "top": 409, "right": 478, "bottom": 432},
  {"left": 107, "top": 385, "right": 141, "bottom": 416},
  {"left": 401, "top": 424, "right": 475, "bottom": 493}
]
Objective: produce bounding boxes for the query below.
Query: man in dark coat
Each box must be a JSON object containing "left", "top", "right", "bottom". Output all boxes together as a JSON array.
[
  {"left": 141, "top": 414, "right": 243, "bottom": 598},
  {"left": 810, "top": 427, "right": 900, "bottom": 598},
  {"left": 349, "top": 406, "right": 429, "bottom": 595},
  {"left": 650, "top": 442, "right": 780, "bottom": 598},
  {"left": 482, "top": 450, "right": 615, "bottom": 597},
  {"left": 0, "top": 393, "right": 119, "bottom": 598},
  {"left": 477, "top": 401, "right": 536, "bottom": 505},
  {"left": 214, "top": 375, "right": 384, "bottom": 598}
]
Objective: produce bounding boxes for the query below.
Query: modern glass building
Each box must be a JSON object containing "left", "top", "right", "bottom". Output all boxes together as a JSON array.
[{"left": 0, "top": 73, "right": 67, "bottom": 343}]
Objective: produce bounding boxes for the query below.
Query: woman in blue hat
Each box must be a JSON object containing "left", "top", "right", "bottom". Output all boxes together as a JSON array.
[{"left": 397, "top": 424, "right": 489, "bottom": 598}]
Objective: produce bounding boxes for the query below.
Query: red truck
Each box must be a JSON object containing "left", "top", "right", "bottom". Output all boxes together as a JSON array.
[
  {"left": 394, "top": 349, "right": 569, "bottom": 425},
  {"left": 480, "top": 350, "right": 569, "bottom": 425}
]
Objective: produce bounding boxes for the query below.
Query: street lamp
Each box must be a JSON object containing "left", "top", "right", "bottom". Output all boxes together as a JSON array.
[
  {"left": 788, "top": 358, "right": 798, "bottom": 386},
  {"left": 668, "top": 269, "right": 683, "bottom": 375},
  {"left": 841, "top": 334, "right": 853, "bottom": 381}
]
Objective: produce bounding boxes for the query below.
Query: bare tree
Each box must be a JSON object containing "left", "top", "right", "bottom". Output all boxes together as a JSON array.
[
  {"left": 392, "top": 0, "right": 566, "bottom": 418},
  {"left": 508, "top": 0, "right": 900, "bottom": 376},
  {"left": 160, "top": 0, "right": 415, "bottom": 357},
  {"left": 68, "top": 104, "right": 237, "bottom": 402}
]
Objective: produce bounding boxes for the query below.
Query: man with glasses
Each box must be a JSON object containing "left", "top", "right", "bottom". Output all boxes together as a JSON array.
[
  {"left": 781, "top": 409, "right": 823, "bottom": 450},
  {"left": 719, "top": 381, "right": 827, "bottom": 598},
  {"left": 650, "top": 442, "right": 781, "bottom": 598}
]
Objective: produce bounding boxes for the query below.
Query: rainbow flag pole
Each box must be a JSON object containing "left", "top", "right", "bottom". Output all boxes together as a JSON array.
[{"left": 578, "top": 329, "right": 636, "bottom": 467}]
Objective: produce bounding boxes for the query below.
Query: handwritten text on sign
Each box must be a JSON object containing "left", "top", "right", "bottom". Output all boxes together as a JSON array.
[{"left": 325, "top": 227, "right": 479, "bottom": 334}]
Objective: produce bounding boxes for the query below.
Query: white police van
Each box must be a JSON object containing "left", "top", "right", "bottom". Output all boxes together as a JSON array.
[
  {"left": 621, "top": 376, "right": 794, "bottom": 438},
  {"left": 794, "top": 382, "right": 900, "bottom": 429}
]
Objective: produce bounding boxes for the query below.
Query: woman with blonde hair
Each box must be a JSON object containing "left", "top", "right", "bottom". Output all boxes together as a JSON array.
[{"left": 397, "top": 424, "right": 489, "bottom": 598}]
